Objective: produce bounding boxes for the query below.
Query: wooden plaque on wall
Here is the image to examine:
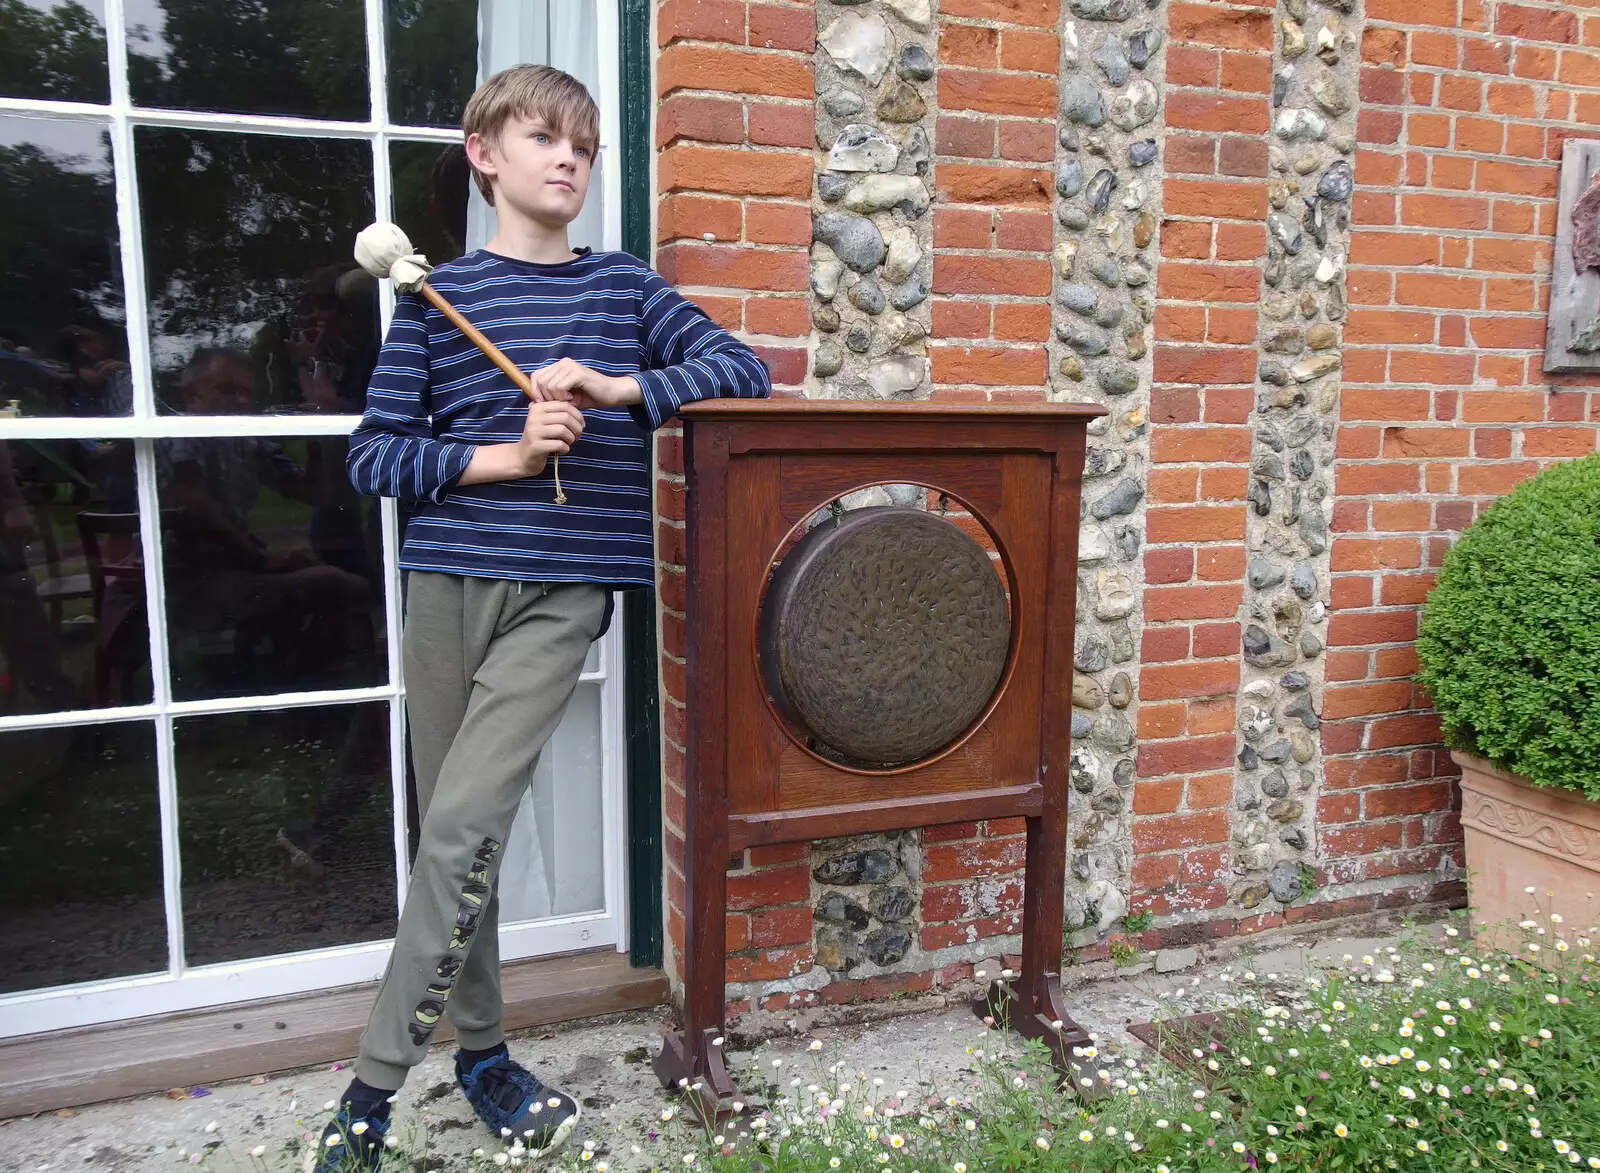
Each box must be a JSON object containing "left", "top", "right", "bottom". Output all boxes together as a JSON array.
[{"left": 1545, "top": 138, "right": 1600, "bottom": 374}]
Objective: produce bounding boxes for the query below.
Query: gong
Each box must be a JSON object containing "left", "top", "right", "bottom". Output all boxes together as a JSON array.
[
  {"left": 655, "top": 400, "right": 1104, "bottom": 1115},
  {"left": 758, "top": 505, "right": 1011, "bottom": 769}
]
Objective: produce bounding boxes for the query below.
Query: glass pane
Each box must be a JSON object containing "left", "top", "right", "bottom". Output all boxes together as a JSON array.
[
  {"left": 176, "top": 701, "right": 395, "bottom": 965},
  {"left": 385, "top": 0, "right": 476, "bottom": 128},
  {"left": 134, "top": 128, "right": 378, "bottom": 416},
  {"left": 0, "top": 720, "right": 163, "bottom": 993},
  {"left": 499, "top": 683, "right": 605, "bottom": 922},
  {"left": 390, "top": 139, "right": 470, "bottom": 267},
  {"left": 155, "top": 432, "right": 387, "bottom": 701},
  {"left": 0, "top": 115, "right": 129, "bottom": 418},
  {"left": 0, "top": 0, "right": 110, "bottom": 103},
  {"left": 1, "top": 438, "right": 149, "bottom": 715},
  {"left": 126, "top": 0, "right": 368, "bottom": 120}
]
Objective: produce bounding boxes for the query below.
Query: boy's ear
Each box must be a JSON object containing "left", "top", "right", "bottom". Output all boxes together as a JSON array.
[{"left": 464, "top": 131, "right": 498, "bottom": 186}]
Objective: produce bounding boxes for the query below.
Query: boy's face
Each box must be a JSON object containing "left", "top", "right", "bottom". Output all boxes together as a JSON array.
[{"left": 468, "top": 115, "right": 593, "bottom": 228}]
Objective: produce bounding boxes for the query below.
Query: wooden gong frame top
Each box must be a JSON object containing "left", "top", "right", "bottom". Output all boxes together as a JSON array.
[{"left": 652, "top": 400, "right": 1106, "bottom": 1112}]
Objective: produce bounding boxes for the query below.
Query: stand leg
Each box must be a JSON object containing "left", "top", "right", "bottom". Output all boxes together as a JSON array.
[
  {"left": 652, "top": 1026, "right": 742, "bottom": 1123},
  {"left": 651, "top": 760, "right": 747, "bottom": 1123},
  {"left": 969, "top": 808, "right": 1102, "bottom": 1095},
  {"left": 972, "top": 976, "right": 1096, "bottom": 1084}
]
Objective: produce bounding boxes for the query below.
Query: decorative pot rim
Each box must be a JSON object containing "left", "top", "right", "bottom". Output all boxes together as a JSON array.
[{"left": 1454, "top": 750, "right": 1600, "bottom": 865}]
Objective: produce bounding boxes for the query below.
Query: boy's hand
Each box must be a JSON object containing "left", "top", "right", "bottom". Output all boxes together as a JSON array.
[
  {"left": 530, "top": 358, "right": 642, "bottom": 409},
  {"left": 517, "top": 399, "right": 585, "bottom": 474},
  {"left": 457, "top": 401, "right": 584, "bottom": 487}
]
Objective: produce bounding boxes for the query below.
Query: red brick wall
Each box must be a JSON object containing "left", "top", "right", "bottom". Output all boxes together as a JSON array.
[
  {"left": 648, "top": 0, "right": 1600, "bottom": 1005},
  {"left": 651, "top": 0, "right": 816, "bottom": 985},
  {"left": 1138, "top": 0, "right": 1271, "bottom": 920},
  {"left": 1332, "top": 0, "right": 1600, "bottom": 891},
  {"left": 930, "top": 0, "right": 1057, "bottom": 401}
]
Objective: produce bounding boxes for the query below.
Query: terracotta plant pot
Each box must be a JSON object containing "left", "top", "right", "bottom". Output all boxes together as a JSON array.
[{"left": 1454, "top": 750, "right": 1600, "bottom": 945}]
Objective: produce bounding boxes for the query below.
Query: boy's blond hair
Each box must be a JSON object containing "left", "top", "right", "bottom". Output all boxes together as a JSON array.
[{"left": 461, "top": 65, "right": 600, "bottom": 205}]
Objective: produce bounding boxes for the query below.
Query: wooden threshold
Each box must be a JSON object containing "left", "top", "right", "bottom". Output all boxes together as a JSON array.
[{"left": 0, "top": 951, "right": 668, "bottom": 1119}]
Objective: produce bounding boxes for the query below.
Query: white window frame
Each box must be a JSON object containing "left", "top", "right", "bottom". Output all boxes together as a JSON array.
[{"left": 0, "top": 0, "right": 628, "bottom": 1039}]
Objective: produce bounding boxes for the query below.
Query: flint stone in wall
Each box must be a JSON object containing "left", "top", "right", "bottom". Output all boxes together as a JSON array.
[
  {"left": 897, "top": 44, "right": 935, "bottom": 81},
  {"left": 813, "top": 212, "right": 885, "bottom": 272},
  {"left": 828, "top": 124, "right": 900, "bottom": 173},
  {"left": 1110, "top": 81, "right": 1159, "bottom": 132},
  {"left": 882, "top": 0, "right": 933, "bottom": 30},
  {"left": 814, "top": 849, "right": 896, "bottom": 885},
  {"left": 865, "top": 355, "right": 927, "bottom": 398},
  {"left": 820, "top": 11, "right": 893, "bottom": 85},
  {"left": 842, "top": 174, "right": 931, "bottom": 217},
  {"left": 1062, "top": 75, "right": 1108, "bottom": 127}
]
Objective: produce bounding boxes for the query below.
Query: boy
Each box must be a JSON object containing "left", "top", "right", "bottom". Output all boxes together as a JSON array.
[{"left": 322, "top": 65, "right": 770, "bottom": 1169}]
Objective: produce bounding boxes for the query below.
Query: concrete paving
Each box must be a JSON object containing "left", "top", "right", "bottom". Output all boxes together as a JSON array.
[{"left": 0, "top": 916, "right": 1427, "bottom": 1173}]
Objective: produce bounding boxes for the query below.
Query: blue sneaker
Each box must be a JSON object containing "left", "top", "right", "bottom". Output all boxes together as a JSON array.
[
  {"left": 457, "top": 1045, "right": 580, "bottom": 1157},
  {"left": 313, "top": 1107, "right": 391, "bottom": 1173}
]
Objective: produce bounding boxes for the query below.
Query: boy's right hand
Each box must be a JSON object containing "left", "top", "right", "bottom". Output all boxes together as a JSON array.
[
  {"left": 516, "top": 399, "right": 585, "bottom": 475},
  {"left": 457, "top": 400, "right": 586, "bottom": 488}
]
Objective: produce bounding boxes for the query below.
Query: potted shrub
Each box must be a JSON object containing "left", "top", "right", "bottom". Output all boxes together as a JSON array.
[{"left": 1417, "top": 451, "right": 1600, "bottom": 939}]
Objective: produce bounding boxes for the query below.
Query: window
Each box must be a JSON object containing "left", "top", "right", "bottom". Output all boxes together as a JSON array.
[{"left": 0, "top": 0, "right": 627, "bottom": 1036}]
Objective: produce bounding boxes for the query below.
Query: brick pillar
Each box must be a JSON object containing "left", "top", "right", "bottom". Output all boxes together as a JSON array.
[
  {"left": 1137, "top": 1, "right": 1272, "bottom": 920},
  {"left": 929, "top": 0, "right": 1057, "bottom": 401},
  {"left": 653, "top": 0, "right": 816, "bottom": 989}
]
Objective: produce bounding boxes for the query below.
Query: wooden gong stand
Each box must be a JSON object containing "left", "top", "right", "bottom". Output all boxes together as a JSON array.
[{"left": 652, "top": 400, "right": 1106, "bottom": 1115}]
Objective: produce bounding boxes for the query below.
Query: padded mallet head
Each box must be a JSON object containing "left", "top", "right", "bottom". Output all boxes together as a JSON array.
[{"left": 355, "top": 221, "right": 434, "bottom": 293}]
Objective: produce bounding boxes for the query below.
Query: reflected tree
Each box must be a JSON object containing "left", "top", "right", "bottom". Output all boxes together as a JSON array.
[
  {"left": 127, "top": 0, "right": 368, "bottom": 121},
  {"left": 386, "top": 0, "right": 477, "bottom": 127},
  {"left": 0, "top": 138, "right": 122, "bottom": 402},
  {"left": 0, "top": 0, "right": 110, "bottom": 103}
]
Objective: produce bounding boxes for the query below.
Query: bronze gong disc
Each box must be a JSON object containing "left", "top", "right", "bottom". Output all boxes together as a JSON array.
[{"left": 759, "top": 505, "right": 1011, "bottom": 769}]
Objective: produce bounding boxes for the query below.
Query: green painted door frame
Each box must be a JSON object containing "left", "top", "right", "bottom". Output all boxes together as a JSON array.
[{"left": 619, "top": 0, "right": 664, "bottom": 972}]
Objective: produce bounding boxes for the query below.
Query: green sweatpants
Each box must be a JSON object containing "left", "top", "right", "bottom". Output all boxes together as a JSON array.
[{"left": 356, "top": 572, "right": 609, "bottom": 1090}]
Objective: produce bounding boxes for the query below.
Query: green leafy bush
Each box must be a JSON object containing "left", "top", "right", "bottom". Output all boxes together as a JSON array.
[{"left": 1417, "top": 452, "right": 1600, "bottom": 801}]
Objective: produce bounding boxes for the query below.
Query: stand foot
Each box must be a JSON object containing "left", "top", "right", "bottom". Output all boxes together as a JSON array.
[
  {"left": 972, "top": 974, "right": 1106, "bottom": 1097},
  {"left": 652, "top": 1028, "right": 745, "bottom": 1126}
]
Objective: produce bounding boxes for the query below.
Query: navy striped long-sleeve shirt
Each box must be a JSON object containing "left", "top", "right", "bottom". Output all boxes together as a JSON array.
[{"left": 346, "top": 248, "right": 770, "bottom": 587}]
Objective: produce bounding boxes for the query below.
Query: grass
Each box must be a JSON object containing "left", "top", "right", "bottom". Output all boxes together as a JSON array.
[{"left": 182, "top": 899, "right": 1599, "bottom": 1172}]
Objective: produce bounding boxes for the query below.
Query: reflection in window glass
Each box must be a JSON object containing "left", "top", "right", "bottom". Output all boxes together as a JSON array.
[
  {"left": 126, "top": 0, "right": 367, "bottom": 120},
  {"left": 0, "top": 720, "right": 163, "bottom": 993},
  {"left": 1, "top": 439, "right": 148, "bottom": 714},
  {"left": 385, "top": 0, "right": 476, "bottom": 129},
  {"left": 0, "top": 0, "right": 110, "bottom": 104},
  {"left": 156, "top": 430, "right": 386, "bottom": 701},
  {"left": 133, "top": 128, "right": 377, "bottom": 415},
  {"left": 391, "top": 139, "right": 471, "bottom": 268},
  {"left": 176, "top": 702, "right": 394, "bottom": 966},
  {"left": 0, "top": 116, "right": 129, "bottom": 419}
]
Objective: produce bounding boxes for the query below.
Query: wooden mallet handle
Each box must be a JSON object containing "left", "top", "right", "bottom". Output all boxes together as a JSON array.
[
  {"left": 354, "top": 220, "right": 567, "bottom": 502},
  {"left": 416, "top": 284, "right": 536, "bottom": 400}
]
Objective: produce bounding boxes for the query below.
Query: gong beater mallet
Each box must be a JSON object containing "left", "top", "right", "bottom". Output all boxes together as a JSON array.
[{"left": 354, "top": 220, "right": 567, "bottom": 503}]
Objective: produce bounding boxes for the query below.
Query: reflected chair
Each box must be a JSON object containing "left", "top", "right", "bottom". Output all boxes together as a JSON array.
[
  {"left": 28, "top": 501, "right": 92, "bottom": 632},
  {"left": 77, "top": 512, "right": 150, "bottom": 707}
]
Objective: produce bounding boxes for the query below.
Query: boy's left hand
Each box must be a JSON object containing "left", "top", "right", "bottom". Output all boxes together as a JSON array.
[{"left": 530, "top": 358, "right": 642, "bottom": 409}]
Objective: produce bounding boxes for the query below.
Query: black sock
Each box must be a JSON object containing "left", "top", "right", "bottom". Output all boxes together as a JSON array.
[
  {"left": 456, "top": 1041, "right": 508, "bottom": 1075},
  {"left": 340, "top": 1077, "right": 395, "bottom": 1121}
]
